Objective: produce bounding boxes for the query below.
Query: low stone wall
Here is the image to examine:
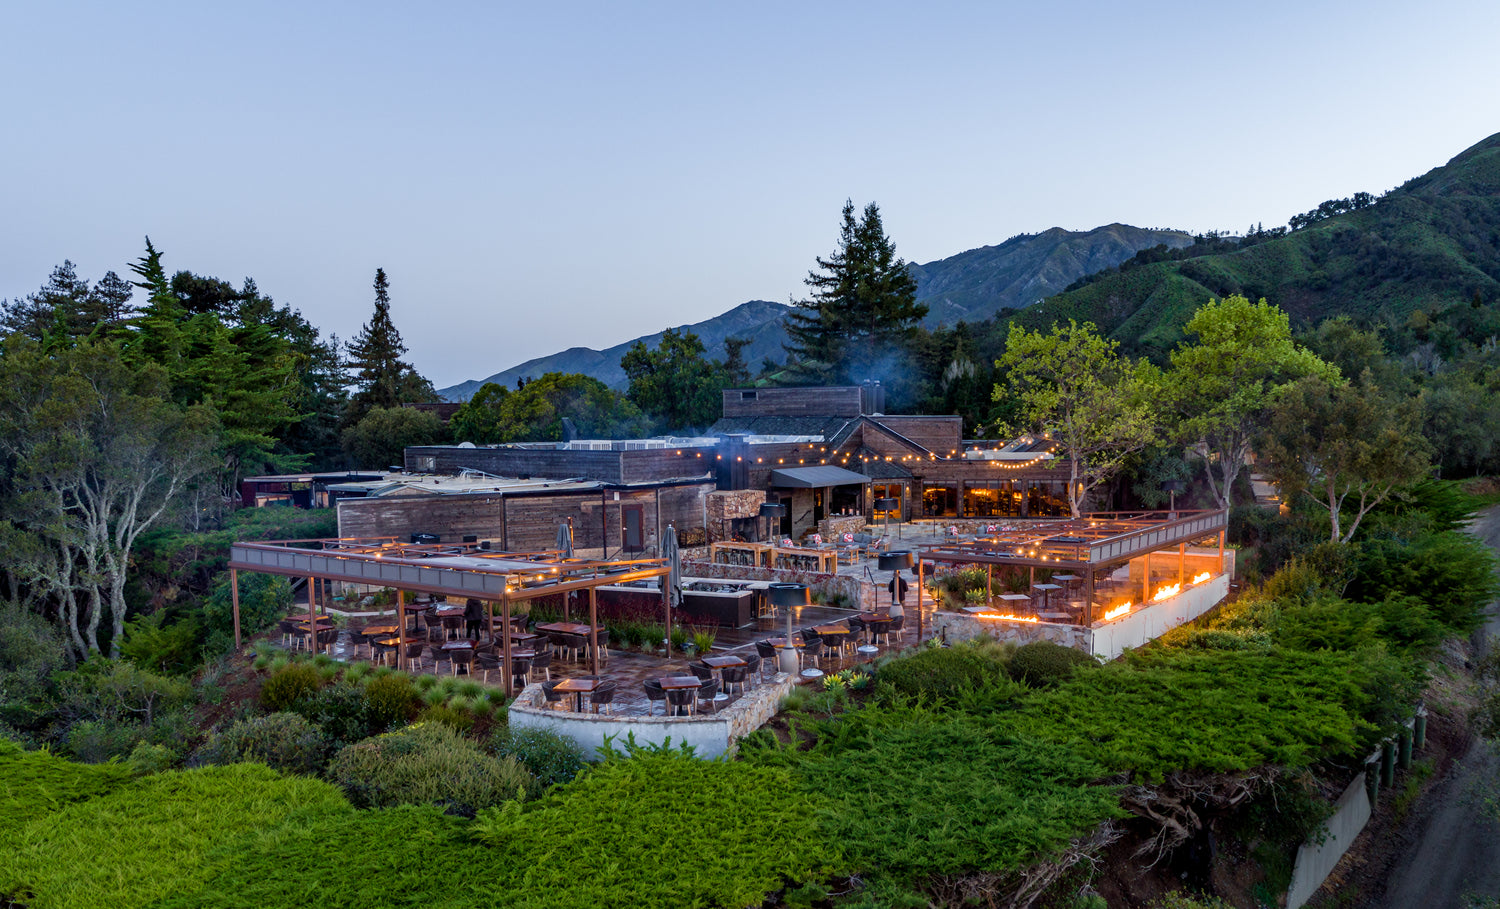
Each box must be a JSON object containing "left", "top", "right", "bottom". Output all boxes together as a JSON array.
[
  {"left": 817, "top": 514, "right": 867, "bottom": 540},
  {"left": 930, "top": 573, "right": 1230, "bottom": 660},
  {"left": 507, "top": 672, "right": 796, "bottom": 760}
]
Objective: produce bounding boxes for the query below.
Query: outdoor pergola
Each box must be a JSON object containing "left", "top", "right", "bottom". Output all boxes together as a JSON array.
[
  {"left": 917, "top": 510, "right": 1229, "bottom": 624},
  {"left": 226, "top": 537, "right": 674, "bottom": 694}
]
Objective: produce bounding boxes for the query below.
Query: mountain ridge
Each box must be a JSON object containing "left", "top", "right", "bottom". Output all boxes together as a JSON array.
[{"left": 437, "top": 224, "right": 1191, "bottom": 400}]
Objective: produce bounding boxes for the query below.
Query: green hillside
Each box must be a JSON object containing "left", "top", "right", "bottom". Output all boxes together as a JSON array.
[{"left": 1022, "top": 132, "right": 1500, "bottom": 357}]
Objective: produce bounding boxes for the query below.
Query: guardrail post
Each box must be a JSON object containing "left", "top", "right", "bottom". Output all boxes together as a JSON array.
[{"left": 1380, "top": 740, "right": 1396, "bottom": 788}]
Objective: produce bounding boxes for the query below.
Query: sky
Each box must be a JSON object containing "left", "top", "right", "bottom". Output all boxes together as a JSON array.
[{"left": 4, "top": 1, "right": 1499, "bottom": 390}]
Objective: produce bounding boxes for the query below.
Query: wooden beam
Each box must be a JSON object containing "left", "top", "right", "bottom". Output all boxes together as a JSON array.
[
  {"left": 397, "top": 589, "right": 406, "bottom": 670},
  {"left": 230, "top": 568, "right": 241, "bottom": 650},
  {"left": 589, "top": 587, "right": 599, "bottom": 676},
  {"left": 501, "top": 592, "right": 513, "bottom": 697}
]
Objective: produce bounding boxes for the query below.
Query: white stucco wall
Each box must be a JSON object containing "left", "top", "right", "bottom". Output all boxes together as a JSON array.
[
  {"left": 507, "top": 673, "right": 795, "bottom": 760},
  {"left": 1087, "top": 573, "right": 1230, "bottom": 660},
  {"left": 1286, "top": 772, "right": 1372, "bottom": 909}
]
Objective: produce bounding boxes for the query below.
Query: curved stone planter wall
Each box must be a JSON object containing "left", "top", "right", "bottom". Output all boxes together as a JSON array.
[{"left": 507, "top": 673, "right": 796, "bottom": 760}]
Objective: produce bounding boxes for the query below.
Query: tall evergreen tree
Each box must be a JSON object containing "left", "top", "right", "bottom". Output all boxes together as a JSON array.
[
  {"left": 784, "top": 200, "right": 925, "bottom": 385},
  {"left": 344, "top": 268, "right": 434, "bottom": 426}
]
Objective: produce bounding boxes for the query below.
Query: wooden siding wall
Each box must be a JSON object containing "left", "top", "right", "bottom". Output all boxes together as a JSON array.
[
  {"left": 405, "top": 446, "right": 623, "bottom": 481},
  {"left": 619, "top": 448, "right": 715, "bottom": 483},
  {"left": 335, "top": 484, "right": 713, "bottom": 557},
  {"left": 721, "top": 386, "right": 863, "bottom": 418},
  {"left": 871, "top": 416, "right": 962, "bottom": 455}
]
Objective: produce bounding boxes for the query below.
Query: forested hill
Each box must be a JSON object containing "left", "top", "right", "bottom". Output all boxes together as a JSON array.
[
  {"left": 1020, "top": 131, "right": 1500, "bottom": 358},
  {"left": 910, "top": 223, "right": 1193, "bottom": 325},
  {"left": 437, "top": 224, "right": 1189, "bottom": 400}
]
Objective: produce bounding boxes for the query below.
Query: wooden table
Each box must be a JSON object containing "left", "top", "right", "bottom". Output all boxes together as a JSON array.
[
  {"left": 536, "top": 622, "right": 594, "bottom": 636},
  {"left": 1036, "top": 611, "right": 1073, "bottom": 623},
  {"left": 553, "top": 677, "right": 601, "bottom": 712},
  {"left": 962, "top": 605, "right": 997, "bottom": 614},
  {"left": 363, "top": 624, "right": 398, "bottom": 637},
  {"left": 441, "top": 640, "right": 475, "bottom": 651},
  {"left": 701, "top": 654, "right": 746, "bottom": 669},
  {"left": 811, "top": 623, "right": 851, "bottom": 636},
  {"left": 765, "top": 636, "right": 799, "bottom": 648},
  {"left": 432, "top": 606, "right": 465, "bottom": 618}
]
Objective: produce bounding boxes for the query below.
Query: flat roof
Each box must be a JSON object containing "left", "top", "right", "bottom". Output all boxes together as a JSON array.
[{"left": 919, "top": 510, "right": 1227, "bottom": 570}]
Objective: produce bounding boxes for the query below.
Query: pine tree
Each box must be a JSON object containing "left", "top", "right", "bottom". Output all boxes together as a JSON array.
[
  {"left": 783, "top": 200, "right": 925, "bottom": 384},
  {"left": 344, "top": 268, "right": 434, "bottom": 425}
]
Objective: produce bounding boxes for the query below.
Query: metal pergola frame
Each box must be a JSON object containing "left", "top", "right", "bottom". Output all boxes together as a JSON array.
[
  {"left": 227, "top": 537, "right": 672, "bottom": 695},
  {"left": 917, "top": 510, "right": 1228, "bottom": 625}
]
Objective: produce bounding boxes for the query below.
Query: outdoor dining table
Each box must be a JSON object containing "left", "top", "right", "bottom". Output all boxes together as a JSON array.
[
  {"left": 432, "top": 606, "right": 465, "bottom": 618},
  {"left": 1032, "top": 583, "right": 1063, "bottom": 609},
  {"left": 701, "top": 654, "right": 746, "bottom": 669},
  {"left": 362, "top": 624, "right": 398, "bottom": 637},
  {"left": 811, "top": 623, "right": 851, "bottom": 636},
  {"left": 962, "top": 605, "right": 998, "bottom": 614},
  {"left": 553, "top": 677, "right": 601, "bottom": 713},
  {"left": 765, "top": 636, "right": 801, "bottom": 648},
  {"left": 1036, "top": 611, "right": 1072, "bottom": 623},
  {"left": 536, "top": 622, "right": 595, "bottom": 636},
  {"left": 440, "top": 640, "right": 475, "bottom": 651}
]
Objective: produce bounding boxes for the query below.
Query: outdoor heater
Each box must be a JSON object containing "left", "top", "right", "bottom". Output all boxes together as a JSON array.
[
  {"left": 767, "top": 582, "right": 809, "bottom": 676},
  {"left": 874, "top": 496, "right": 900, "bottom": 540},
  {"left": 1161, "top": 479, "right": 1184, "bottom": 515},
  {"left": 758, "top": 501, "right": 786, "bottom": 543}
]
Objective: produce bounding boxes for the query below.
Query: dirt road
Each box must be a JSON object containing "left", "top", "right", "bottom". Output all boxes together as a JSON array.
[{"left": 1367, "top": 505, "right": 1500, "bottom": 908}]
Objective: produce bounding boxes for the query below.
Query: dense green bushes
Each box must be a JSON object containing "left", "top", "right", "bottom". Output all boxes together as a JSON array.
[
  {"left": 258, "top": 662, "right": 323, "bottom": 712},
  {"left": 196, "top": 712, "right": 332, "bottom": 775},
  {"left": 1008, "top": 640, "right": 1097, "bottom": 687},
  {"left": 1007, "top": 648, "right": 1372, "bottom": 779},
  {"left": 327, "top": 722, "right": 538, "bottom": 814},
  {"left": 0, "top": 741, "right": 135, "bottom": 830},
  {"left": 470, "top": 744, "right": 838, "bottom": 909},
  {"left": 0, "top": 764, "right": 349, "bottom": 909},
  {"left": 875, "top": 638, "right": 1020, "bottom": 705},
  {"left": 489, "top": 725, "right": 586, "bottom": 788},
  {"left": 1347, "top": 530, "right": 1499, "bottom": 630}
]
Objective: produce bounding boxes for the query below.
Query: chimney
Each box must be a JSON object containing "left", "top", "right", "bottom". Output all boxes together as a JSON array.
[
  {"left": 861, "top": 380, "right": 885, "bottom": 415},
  {"left": 561, "top": 417, "right": 578, "bottom": 442}
]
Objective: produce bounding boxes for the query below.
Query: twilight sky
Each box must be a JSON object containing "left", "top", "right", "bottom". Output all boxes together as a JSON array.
[{"left": 3, "top": 1, "right": 1498, "bottom": 389}]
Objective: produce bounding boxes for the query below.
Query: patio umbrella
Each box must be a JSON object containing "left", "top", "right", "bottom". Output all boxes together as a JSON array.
[
  {"left": 556, "top": 522, "right": 573, "bottom": 558},
  {"left": 662, "top": 523, "right": 682, "bottom": 645}
]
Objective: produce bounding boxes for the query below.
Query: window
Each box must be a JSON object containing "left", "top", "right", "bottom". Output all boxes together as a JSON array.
[
  {"left": 741, "top": 391, "right": 757, "bottom": 400},
  {"left": 963, "top": 481, "right": 1021, "bottom": 517},
  {"left": 1025, "top": 481, "right": 1067, "bottom": 517},
  {"left": 922, "top": 483, "right": 958, "bottom": 518},
  {"left": 414, "top": 455, "right": 436, "bottom": 472}
]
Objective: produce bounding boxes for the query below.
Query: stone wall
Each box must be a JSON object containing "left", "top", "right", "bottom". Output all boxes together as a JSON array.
[
  {"left": 507, "top": 672, "right": 796, "bottom": 760},
  {"left": 706, "top": 488, "right": 765, "bottom": 523},
  {"left": 817, "top": 514, "right": 867, "bottom": 540},
  {"left": 932, "top": 612, "right": 1092, "bottom": 650}
]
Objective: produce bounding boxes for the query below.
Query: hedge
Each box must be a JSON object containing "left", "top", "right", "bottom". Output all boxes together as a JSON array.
[{"left": 0, "top": 742, "right": 135, "bottom": 832}]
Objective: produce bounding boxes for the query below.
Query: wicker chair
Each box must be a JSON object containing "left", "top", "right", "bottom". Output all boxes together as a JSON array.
[
  {"left": 475, "top": 652, "right": 501, "bottom": 685},
  {"left": 665, "top": 686, "right": 697, "bottom": 717},
  {"left": 403, "top": 641, "right": 426, "bottom": 671},
  {"left": 509, "top": 656, "right": 532, "bottom": 690},
  {"left": 592, "top": 629, "right": 610, "bottom": 664},
  {"left": 754, "top": 641, "right": 779, "bottom": 678},
  {"left": 278, "top": 620, "right": 299, "bottom": 650},
  {"left": 695, "top": 678, "right": 720, "bottom": 715},
  {"left": 451, "top": 648, "right": 474, "bottom": 677},
  {"left": 588, "top": 681, "right": 618, "bottom": 715},
  {"left": 885, "top": 614, "right": 905, "bottom": 646},
  {"left": 643, "top": 679, "right": 667, "bottom": 716},
  {"left": 742, "top": 653, "right": 762, "bottom": 687},
  {"left": 688, "top": 661, "right": 714, "bottom": 682},
  {"left": 542, "top": 680, "right": 566, "bottom": 710},
  {"left": 721, "top": 665, "right": 749, "bottom": 697},
  {"left": 441, "top": 615, "right": 463, "bottom": 641},
  {"left": 798, "top": 633, "right": 822, "bottom": 671},
  {"left": 528, "top": 649, "right": 553, "bottom": 682}
]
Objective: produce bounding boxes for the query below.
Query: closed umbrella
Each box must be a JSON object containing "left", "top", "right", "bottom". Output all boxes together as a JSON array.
[
  {"left": 556, "top": 522, "right": 573, "bottom": 558},
  {"left": 662, "top": 524, "right": 681, "bottom": 646}
]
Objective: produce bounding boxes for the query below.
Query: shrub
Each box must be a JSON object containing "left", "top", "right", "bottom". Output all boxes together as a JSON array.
[
  {"left": 327, "top": 722, "right": 538, "bottom": 815},
  {"left": 470, "top": 743, "right": 838, "bottom": 908},
  {"left": 126, "top": 741, "right": 178, "bottom": 775},
  {"left": 64, "top": 718, "right": 144, "bottom": 763},
  {"left": 117, "top": 611, "right": 204, "bottom": 676},
  {"left": 0, "top": 742, "right": 135, "bottom": 831},
  {"left": 54, "top": 658, "right": 193, "bottom": 728},
  {"left": 201, "top": 572, "right": 291, "bottom": 655},
  {"left": 258, "top": 662, "right": 323, "bottom": 712},
  {"left": 416, "top": 703, "right": 476, "bottom": 733},
  {"left": 291, "top": 680, "right": 373, "bottom": 746},
  {"left": 1007, "top": 641, "right": 1096, "bottom": 688},
  {"left": 0, "top": 603, "right": 71, "bottom": 734},
  {"left": 197, "top": 712, "right": 333, "bottom": 775},
  {"left": 1007, "top": 648, "right": 1371, "bottom": 780},
  {"left": 156, "top": 805, "right": 488, "bottom": 909},
  {"left": 490, "top": 726, "right": 587, "bottom": 787},
  {"left": 0, "top": 763, "right": 350, "bottom": 908},
  {"left": 876, "top": 640, "right": 1019, "bottom": 706},
  {"left": 362, "top": 672, "right": 417, "bottom": 729},
  {"left": 745, "top": 708, "right": 1122, "bottom": 880},
  {"left": 1347, "top": 530, "right": 1499, "bottom": 630}
]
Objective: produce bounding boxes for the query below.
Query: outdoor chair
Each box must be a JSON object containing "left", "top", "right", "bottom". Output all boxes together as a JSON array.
[
  {"left": 742, "top": 653, "right": 762, "bottom": 687},
  {"left": 431, "top": 648, "right": 451, "bottom": 673},
  {"left": 546, "top": 632, "right": 568, "bottom": 658},
  {"left": 592, "top": 629, "right": 610, "bottom": 664},
  {"left": 441, "top": 615, "right": 463, "bottom": 640},
  {"left": 347, "top": 630, "right": 371, "bottom": 661},
  {"left": 315, "top": 628, "right": 339, "bottom": 651},
  {"left": 721, "top": 665, "right": 749, "bottom": 697},
  {"left": 798, "top": 633, "right": 822, "bottom": 671},
  {"left": 427, "top": 626, "right": 445, "bottom": 645},
  {"left": 884, "top": 614, "right": 905, "bottom": 646},
  {"left": 509, "top": 656, "right": 532, "bottom": 690},
  {"left": 528, "top": 649, "right": 553, "bottom": 682},
  {"left": 754, "top": 640, "right": 779, "bottom": 677},
  {"left": 643, "top": 679, "right": 667, "bottom": 715},
  {"left": 403, "top": 641, "right": 426, "bottom": 670},
  {"left": 451, "top": 649, "right": 474, "bottom": 677},
  {"left": 475, "top": 652, "right": 501, "bottom": 684},
  {"left": 847, "top": 616, "right": 867, "bottom": 645},
  {"left": 665, "top": 686, "right": 696, "bottom": 717},
  {"left": 695, "top": 678, "right": 721, "bottom": 714},
  {"left": 688, "top": 661, "right": 714, "bottom": 682},
  {"left": 278, "top": 620, "right": 299, "bottom": 650},
  {"left": 542, "top": 680, "right": 566, "bottom": 710},
  {"left": 371, "top": 639, "right": 397, "bottom": 666},
  {"left": 588, "top": 681, "right": 618, "bottom": 715}
]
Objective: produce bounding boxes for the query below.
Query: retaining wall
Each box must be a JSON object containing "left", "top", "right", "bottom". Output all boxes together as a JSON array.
[
  {"left": 507, "top": 672, "right": 796, "bottom": 760},
  {"left": 1286, "top": 773, "right": 1373, "bottom": 909}
]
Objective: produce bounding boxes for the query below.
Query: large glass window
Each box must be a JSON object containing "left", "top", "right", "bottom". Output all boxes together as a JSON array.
[
  {"left": 872, "top": 483, "right": 902, "bottom": 519},
  {"left": 963, "top": 480, "right": 1021, "bottom": 517},
  {"left": 922, "top": 483, "right": 958, "bottom": 518},
  {"left": 1026, "top": 480, "right": 1068, "bottom": 517}
]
